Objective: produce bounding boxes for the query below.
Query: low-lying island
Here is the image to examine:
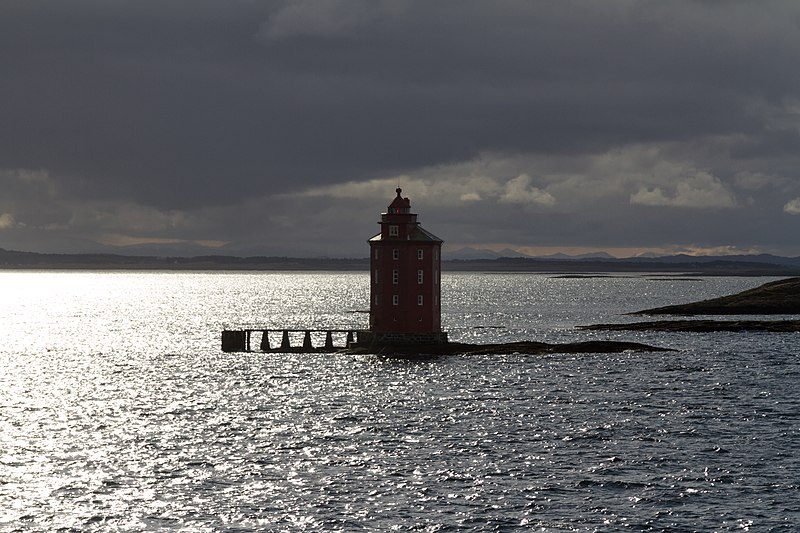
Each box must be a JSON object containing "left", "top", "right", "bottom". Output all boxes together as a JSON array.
[
  {"left": 341, "top": 339, "right": 671, "bottom": 356},
  {"left": 583, "top": 277, "right": 800, "bottom": 333}
]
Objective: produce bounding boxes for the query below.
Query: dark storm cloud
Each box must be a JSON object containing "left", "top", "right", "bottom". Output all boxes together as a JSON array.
[{"left": 2, "top": 0, "right": 800, "bottom": 255}]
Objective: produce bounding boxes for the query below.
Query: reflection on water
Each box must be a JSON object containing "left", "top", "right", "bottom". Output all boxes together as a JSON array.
[{"left": 1, "top": 272, "right": 798, "bottom": 531}]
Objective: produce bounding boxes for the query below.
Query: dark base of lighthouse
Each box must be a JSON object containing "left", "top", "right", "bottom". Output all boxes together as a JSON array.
[{"left": 354, "top": 330, "right": 449, "bottom": 347}]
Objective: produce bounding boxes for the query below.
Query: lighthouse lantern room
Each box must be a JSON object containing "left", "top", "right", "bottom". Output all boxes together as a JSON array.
[{"left": 359, "top": 188, "right": 448, "bottom": 346}]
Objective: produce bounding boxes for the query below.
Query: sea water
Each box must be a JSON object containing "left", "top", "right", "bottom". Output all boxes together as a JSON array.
[{"left": 0, "top": 271, "right": 798, "bottom": 531}]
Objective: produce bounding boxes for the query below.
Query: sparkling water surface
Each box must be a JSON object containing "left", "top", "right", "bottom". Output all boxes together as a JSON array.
[{"left": 1, "top": 271, "right": 798, "bottom": 531}]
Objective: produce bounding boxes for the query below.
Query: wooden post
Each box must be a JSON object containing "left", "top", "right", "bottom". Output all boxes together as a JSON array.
[
  {"left": 346, "top": 331, "right": 354, "bottom": 346},
  {"left": 281, "top": 330, "right": 290, "bottom": 350},
  {"left": 324, "top": 331, "right": 334, "bottom": 350},
  {"left": 245, "top": 330, "right": 251, "bottom": 352},
  {"left": 303, "top": 330, "right": 313, "bottom": 349},
  {"left": 260, "top": 330, "right": 270, "bottom": 351}
]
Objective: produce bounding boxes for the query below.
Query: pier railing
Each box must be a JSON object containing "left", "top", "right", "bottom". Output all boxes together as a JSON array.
[{"left": 221, "top": 329, "right": 359, "bottom": 353}]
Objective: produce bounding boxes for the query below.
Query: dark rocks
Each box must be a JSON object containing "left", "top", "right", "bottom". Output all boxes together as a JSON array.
[
  {"left": 579, "top": 319, "right": 800, "bottom": 333},
  {"left": 582, "top": 277, "right": 800, "bottom": 333},
  {"left": 633, "top": 277, "right": 800, "bottom": 315},
  {"left": 341, "top": 340, "right": 671, "bottom": 356}
]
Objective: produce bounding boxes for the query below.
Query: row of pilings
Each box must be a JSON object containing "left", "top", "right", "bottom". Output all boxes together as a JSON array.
[{"left": 221, "top": 329, "right": 357, "bottom": 353}]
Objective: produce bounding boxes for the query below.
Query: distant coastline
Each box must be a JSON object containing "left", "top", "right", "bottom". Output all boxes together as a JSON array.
[
  {"left": 2, "top": 247, "right": 800, "bottom": 275},
  {"left": 581, "top": 277, "right": 800, "bottom": 332}
]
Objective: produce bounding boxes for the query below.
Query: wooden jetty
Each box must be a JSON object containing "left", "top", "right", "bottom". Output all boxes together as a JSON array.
[{"left": 221, "top": 329, "right": 358, "bottom": 353}]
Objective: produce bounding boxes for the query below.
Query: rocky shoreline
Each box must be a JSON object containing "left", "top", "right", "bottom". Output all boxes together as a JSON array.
[
  {"left": 341, "top": 340, "right": 671, "bottom": 356},
  {"left": 633, "top": 277, "right": 800, "bottom": 315},
  {"left": 580, "top": 319, "right": 800, "bottom": 333},
  {"left": 583, "top": 277, "right": 800, "bottom": 333}
]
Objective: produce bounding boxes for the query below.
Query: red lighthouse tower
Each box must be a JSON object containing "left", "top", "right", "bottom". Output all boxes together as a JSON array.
[{"left": 359, "top": 188, "right": 448, "bottom": 346}]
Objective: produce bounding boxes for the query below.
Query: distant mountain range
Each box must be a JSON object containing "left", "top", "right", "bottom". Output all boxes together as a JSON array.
[
  {"left": 0, "top": 248, "right": 368, "bottom": 271},
  {"left": 444, "top": 246, "right": 616, "bottom": 260},
  {"left": 624, "top": 253, "right": 800, "bottom": 267},
  {"left": 2, "top": 247, "right": 800, "bottom": 275},
  {"left": 444, "top": 246, "right": 800, "bottom": 265}
]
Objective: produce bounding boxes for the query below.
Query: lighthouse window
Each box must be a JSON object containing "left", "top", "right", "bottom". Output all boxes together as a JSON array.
[
  {"left": 434, "top": 248, "right": 438, "bottom": 260},
  {"left": 389, "top": 225, "right": 399, "bottom": 236},
  {"left": 417, "top": 249, "right": 424, "bottom": 260},
  {"left": 417, "top": 295, "right": 424, "bottom": 306},
  {"left": 392, "top": 270, "right": 399, "bottom": 284},
  {"left": 392, "top": 295, "right": 399, "bottom": 306},
  {"left": 417, "top": 270, "right": 423, "bottom": 284},
  {"left": 393, "top": 249, "right": 399, "bottom": 260},
  {"left": 374, "top": 248, "right": 379, "bottom": 260},
  {"left": 374, "top": 295, "right": 379, "bottom": 306},
  {"left": 373, "top": 269, "right": 379, "bottom": 284}
]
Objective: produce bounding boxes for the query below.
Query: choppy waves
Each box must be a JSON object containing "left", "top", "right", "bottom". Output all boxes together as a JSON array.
[{"left": 1, "top": 272, "right": 798, "bottom": 531}]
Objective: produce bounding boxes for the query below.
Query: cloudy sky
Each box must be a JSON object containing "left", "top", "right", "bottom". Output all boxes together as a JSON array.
[{"left": 2, "top": 0, "right": 800, "bottom": 258}]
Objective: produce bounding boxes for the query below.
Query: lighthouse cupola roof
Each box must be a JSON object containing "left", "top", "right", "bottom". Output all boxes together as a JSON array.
[
  {"left": 387, "top": 187, "right": 411, "bottom": 214},
  {"left": 371, "top": 187, "right": 442, "bottom": 243}
]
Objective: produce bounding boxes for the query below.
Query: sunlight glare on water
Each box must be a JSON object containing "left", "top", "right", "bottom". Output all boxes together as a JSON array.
[{"left": 1, "top": 271, "right": 798, "bottom": 531}]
